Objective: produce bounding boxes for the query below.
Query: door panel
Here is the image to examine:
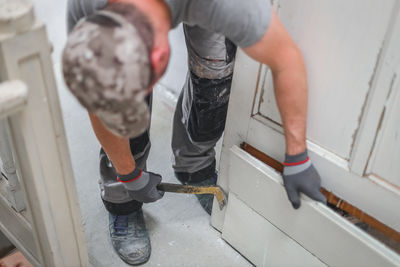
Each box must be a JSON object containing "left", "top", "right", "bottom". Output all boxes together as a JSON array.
[
  {"left": 223, "top": 193, "right": 325, "bottom": 267},
  {"left": 367, "top": 77, "right": 400, "bottom": 187},
  {"left": 257, "top": 0, "right": 395, "bottom": 159},
  {"left": 212, "top": 1, "right": 400, "bottom": 264},
  {"left": 224, "top": 146, "right": 400, "bottom": 266},
  {"left": 246, "top": 114, "right": 400, "bottom": 232}
]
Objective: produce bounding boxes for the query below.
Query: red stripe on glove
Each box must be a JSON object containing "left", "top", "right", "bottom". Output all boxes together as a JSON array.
[{"left": 283, "top": 157, "right": 310, "bottom": 166}]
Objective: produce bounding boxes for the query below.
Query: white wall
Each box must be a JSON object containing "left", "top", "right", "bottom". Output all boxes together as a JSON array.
[{"left": 32, "top": 0, "right": 68, "bottom": 65}]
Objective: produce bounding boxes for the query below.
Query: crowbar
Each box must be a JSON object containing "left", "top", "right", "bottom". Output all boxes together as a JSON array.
[{"left": 157, "top": 183, "right": 227, "bottom": 210}]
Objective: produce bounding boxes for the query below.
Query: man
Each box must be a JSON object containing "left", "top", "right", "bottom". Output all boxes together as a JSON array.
[{"left": 63, "top": 0, "right": 326, "bottom": 265}]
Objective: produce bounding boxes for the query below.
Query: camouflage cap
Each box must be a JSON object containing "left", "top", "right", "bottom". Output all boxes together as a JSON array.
[{"left": 62, "top": 10, "right": 152, "bottom": 138}]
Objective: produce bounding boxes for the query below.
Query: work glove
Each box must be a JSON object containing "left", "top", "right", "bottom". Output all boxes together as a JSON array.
[
  {"left": 282, "top": 150, "right": 327, "bottom": 209},
  {"left": 117, "top": 168, "right": 164, "bottom": 203}
]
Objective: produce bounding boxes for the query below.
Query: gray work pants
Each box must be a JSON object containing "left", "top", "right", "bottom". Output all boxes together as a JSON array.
[{"left": 101, "top": 24, "right": 236, "bottom": 215}]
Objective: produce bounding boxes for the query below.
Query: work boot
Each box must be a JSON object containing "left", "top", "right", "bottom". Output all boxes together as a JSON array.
[
  {"left": 99, "top": 149, "right": 151, "bottom": 265},
  {"left": 175, "top": 160, "right": 217, "bottom": 215},
  {"left": 109, "top": 209, "right": 151, "bottom": 265},
  {"left": 189, "top": 173, "right": 218, "bottom": 215}
]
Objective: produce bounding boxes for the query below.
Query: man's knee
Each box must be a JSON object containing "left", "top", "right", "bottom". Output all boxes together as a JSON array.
[{"left": 187, "top": 71, "right": 232, "bottom": 142}]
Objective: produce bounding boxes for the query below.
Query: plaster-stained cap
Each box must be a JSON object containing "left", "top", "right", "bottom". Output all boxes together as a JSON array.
[
  {"left": 0, "top": 0, "right": 34, "bottom": 34},
  {"left": 62, "top": 10, "right": 152, "bottom": 138}
]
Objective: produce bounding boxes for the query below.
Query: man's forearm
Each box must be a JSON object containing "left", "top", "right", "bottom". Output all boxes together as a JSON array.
[
  {"left": 242, "top": 9, "right": 325, "bottom": 208},
  {"left": 89, "top": 112, "right": 136, "bottom": 174},
  {"left": 272, "top": 48, "right": 308, "bottom": 155},
  {"left": 243, "top": 11, "right": 308, "bottom": 156}
]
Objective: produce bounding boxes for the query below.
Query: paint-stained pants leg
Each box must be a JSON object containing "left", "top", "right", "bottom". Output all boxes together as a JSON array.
[
  {"left": 172, "top": 24, "right": 236, "bottom": 182},
  {"left": 100, "top": 95, "right": 152, "bottom": 215}
]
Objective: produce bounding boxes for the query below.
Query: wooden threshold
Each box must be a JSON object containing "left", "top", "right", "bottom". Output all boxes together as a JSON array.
[{"left": 240, "top": 142, "right": 400, "bottom": 248}]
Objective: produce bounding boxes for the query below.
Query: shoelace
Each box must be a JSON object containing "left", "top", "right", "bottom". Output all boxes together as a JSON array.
[{"left": 113, "top": 215, "right": 129, "bottom": 235}]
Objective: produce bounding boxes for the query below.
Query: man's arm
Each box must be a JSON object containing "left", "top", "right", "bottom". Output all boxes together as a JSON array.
[
  {"left": 243, "top": 11, "right": 307, "bottom": 155},
  {"left": 89, "top": 112, "right": 164, "bottom": 203},
  {"left": 89, "top": 112, "right": 136, "bottom": 174},
  {"left": 243, "top": 11, "right": 326, "bottom": 208}
]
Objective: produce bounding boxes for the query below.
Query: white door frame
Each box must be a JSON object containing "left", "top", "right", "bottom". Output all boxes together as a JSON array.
[{"left": 0, "top": 1, "right": 89, "bottom": 266}]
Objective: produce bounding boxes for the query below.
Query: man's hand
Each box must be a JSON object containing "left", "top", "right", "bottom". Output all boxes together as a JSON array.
[
  {"left": 283, "top": 150, "right": 326, "bottom": 209},
  {"left": 118, "top": 168, "right": 164, "bottom": 203},
  {"left": 243, "top": 11, "right": 309, "bottom": 161},
  {"left": 244, "top": 11, "right": 324, "bottom": 208}
]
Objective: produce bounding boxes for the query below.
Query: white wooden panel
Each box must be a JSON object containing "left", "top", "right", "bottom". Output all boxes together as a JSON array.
[
  {"left": 0, "top": 118, "right": 26, "bottom": 212},
  {"left": 211, "top": 49, "right": 261, "bottom": 231},
  {"left": 0, "top": 81, "right": 28, "bottom": 120},
  {"left": 0, "top": 192, "right": 40, "bottom": 266},
  {"left": 350, "top": 3, "right": 400, "bottom": 175},
  {"left": 246, "top": 117, "right": 400, "bottom": 232},
  {"left": 367, "top": 75, "right": 400, "bottom": 187},
  {"left": 228, "top": 145, "right": 400, "bottom": 267},
  {"left": 257, "top": 0, "right": 395, "bottom": 159},
  {"left": 222, "top": 193, "right": 326, "bottom": 267},
  {"left": 257, "top": 72, "right": 280, "bottom": 123},
  {"left": 0, "top": 3, "right": 89, "bottom": 265}
]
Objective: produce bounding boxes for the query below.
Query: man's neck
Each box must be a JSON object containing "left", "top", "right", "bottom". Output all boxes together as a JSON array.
[{"left": 110, "top": 0, "right": 171, "bottom": 30}]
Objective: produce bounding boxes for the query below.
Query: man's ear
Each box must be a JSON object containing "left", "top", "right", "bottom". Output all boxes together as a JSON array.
[{"left": 150, "top": 46, "right": 168, "bottom": 74}]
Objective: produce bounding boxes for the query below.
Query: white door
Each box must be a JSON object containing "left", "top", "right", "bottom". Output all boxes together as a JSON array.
[
  {"left": 212, "top": 1, "right": 400, "bottom": 266},
  {"left": 0, "top": 1, "right": 88, "bottom": 266}
]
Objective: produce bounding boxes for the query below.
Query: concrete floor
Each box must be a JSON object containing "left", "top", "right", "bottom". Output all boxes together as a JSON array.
[{"left": 33, "top": 1, "right": 252, "bottom": 266}]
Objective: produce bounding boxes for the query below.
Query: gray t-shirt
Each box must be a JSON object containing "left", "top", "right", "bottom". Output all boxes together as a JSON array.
[{"left": 67, "top": 0, "right": 271, "bottom": 47}]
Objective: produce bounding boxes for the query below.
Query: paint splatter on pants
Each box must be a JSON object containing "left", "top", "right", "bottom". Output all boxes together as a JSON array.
[
  {"left": 101, "top": 24, "right": 236, "bottom": 214},
  {"left": 172, "top": 24, "right": 236, "bottom": 182}
]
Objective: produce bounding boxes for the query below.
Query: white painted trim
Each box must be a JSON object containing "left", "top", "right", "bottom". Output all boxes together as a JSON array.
[
  {"left": 211, "top": 49, "right": 262, "bottom": 231},
  {"left": 246, "top": 116, "right": 400, "bottom": 232},
  {"left": 0, "top": 4, "right": 89, "bottom": 266},
  {"left": 228, "top": 145, "right": 400, "bottom": 266},
  {"left": 0, "top": 119, "right": 26, "bottom": 212},
  {"left": 251, "top": 114, "right": 351, "bottom": 170},
  {"left": 0, "top": 81, "right": 28, "bottom": 120},
  {"left": 350, "top": 3, "right": 400, "bottom": 175},
  {"left": 222, "top": 193, "right": 326, "bottom": 267},
  {"left": 364, "top": 56, "right": 400, "bottom": 184}
]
